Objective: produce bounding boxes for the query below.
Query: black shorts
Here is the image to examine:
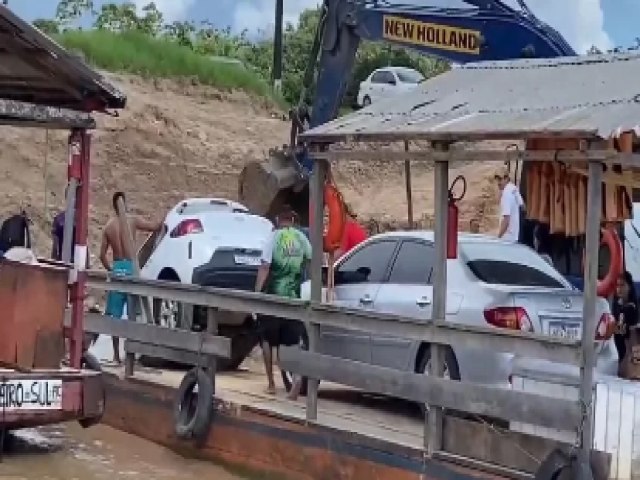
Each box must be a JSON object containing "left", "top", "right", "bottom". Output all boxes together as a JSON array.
[{"left": 257, "top": 315, "right": 308, "bottom": 348}]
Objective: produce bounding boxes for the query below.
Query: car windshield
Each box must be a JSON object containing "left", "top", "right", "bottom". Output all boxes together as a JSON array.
[
  {"left": 396, "top": 69, "right": 424, "bottom": 83},
  {"left": 461, "top": 241, "right": 569, "bottom": 288}
]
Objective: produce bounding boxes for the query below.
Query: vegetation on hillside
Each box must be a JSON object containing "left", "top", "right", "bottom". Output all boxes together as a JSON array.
[{"left": 34, "top": 0, "right": 449, "bottom": 108}]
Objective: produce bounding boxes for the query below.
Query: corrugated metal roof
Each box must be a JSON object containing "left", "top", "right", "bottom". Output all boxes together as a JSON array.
[
  {"left": 0, "top": 5, "right": 126, "bottom": 112},
  {"left": 301, "top": 52, "right": 640, "bottom": 144}
]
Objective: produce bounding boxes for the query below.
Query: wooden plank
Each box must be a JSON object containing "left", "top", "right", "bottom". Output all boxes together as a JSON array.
[
  {"left": 206, "top": 308, "right": 218, "bottom": 390},
  {"left": 78, "top": 312, "right": 231, "bottom": 359},
  {"left": 86, "top": 274, "right": 581, "bottom": 365},
  {"left": 279, "top": 347, "right": 581, "bottom": 430},
  {"left": 309, "top": 305, "right": 581, "bottom": 365},
  {"left": 125, "top": 340, "right": 208, "bottom": 366},
  {"left": 577, "top": 160, "right": 603, "bottom": 470},
  {"left": 428, "top": 149, "right": 448, "bottom": 455}
]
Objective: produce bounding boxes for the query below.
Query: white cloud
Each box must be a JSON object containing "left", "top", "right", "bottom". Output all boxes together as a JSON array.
[
  {"left": 230, "top": 0, "right": 612, "bottom": 54},
  {"left": 502, "top": 0, "right": 612, "bottom": 53},
  {"left": 232, "top": 0, "right": 320, "bottom": 36},
  {"left": 133, "top": 0, "right": 196, "bottom": 22}
]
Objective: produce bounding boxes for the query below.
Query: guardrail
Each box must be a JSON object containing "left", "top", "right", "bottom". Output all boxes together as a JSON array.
[{"left": 84, "top": 270, "right": 583, "bottom": 440}]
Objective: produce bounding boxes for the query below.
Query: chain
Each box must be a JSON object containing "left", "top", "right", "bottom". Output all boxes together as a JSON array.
[{"left": 472, "top": 413, "right": 542, "bottom": 465}]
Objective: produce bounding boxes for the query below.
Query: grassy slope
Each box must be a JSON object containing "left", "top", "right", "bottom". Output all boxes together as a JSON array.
[{"left": 57, "top": 30, "right": 280, "bottom": 103}]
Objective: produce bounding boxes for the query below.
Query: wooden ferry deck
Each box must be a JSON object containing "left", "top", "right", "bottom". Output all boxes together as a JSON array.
[{"left": 97, "top": 353, "right": 589, "bottom": 480}]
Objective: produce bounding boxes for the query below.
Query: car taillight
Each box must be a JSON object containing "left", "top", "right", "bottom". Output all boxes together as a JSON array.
[
  {"left": 483, "top": 307, "right": 533, "bottom": 332},
  {"left": 596, "top": 313, "right": 615, "bottom": 340},
  {"left": 170, "top": 219, "right": 203, "bottom": 238}
]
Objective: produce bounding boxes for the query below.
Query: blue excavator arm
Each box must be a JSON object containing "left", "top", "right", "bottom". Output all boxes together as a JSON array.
[{"left": 295, "top": 0, "right": 576, "bottom": 173}]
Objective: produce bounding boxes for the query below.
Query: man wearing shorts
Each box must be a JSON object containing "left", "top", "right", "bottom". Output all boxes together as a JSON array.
[
  {"left": 255, "top": 204, "right": 312, "bottom": 395},
  {"left": 99, "top": 191, "right": 163, "bottom": 364}
]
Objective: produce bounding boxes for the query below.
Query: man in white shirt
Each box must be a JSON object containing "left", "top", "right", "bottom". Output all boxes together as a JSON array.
[{"left": 494, "top": 168, "right": 524, "bottom": 243}]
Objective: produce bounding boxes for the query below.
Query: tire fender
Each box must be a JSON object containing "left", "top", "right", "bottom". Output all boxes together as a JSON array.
[
  {"left": 174, "top": 367, "right": 214, "bottom": 440},
  {"left": 582, "top": 227, "right": 623, "bottom": 298},
  {"left": 78, "top": 351, "right": 105, "bottom": 429}
]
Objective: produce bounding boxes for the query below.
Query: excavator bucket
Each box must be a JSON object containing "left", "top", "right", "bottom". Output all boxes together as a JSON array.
[{"left": 238, "top": 148, "right": 311, "bottom": 224}]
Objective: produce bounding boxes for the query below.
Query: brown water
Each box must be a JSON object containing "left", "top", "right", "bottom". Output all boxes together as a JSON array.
[{"left": 0, "top": 423, "right": 247, "bottom": 480}]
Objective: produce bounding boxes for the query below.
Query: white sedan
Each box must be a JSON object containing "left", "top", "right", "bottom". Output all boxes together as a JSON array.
[{"left": 356, "top": 66, "right": 424, "bottom": 108}]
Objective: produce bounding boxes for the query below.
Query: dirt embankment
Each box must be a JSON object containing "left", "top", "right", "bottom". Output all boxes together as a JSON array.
[{"left": 0, "top": 74, "right": 501, "bottom": 262}]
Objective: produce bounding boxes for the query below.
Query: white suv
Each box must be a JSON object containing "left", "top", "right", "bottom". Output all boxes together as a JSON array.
[
  {"left": 138, "top": 198, "right": 273, "bottom": 369},
  {"left": 357, "top": 66, "right": 424, "bottom": 108}
]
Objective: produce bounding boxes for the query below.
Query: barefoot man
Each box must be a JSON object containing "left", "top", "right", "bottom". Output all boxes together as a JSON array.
[{"left": 99, "top": 191, "right": 163, "bottom": 364}]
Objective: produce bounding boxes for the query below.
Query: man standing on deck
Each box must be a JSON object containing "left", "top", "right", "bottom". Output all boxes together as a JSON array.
[
  {"left": 494, "top": 167, "right": 524, "bottom": 243},
  {"left": 254, "top": 204, "right": 312, "bottom": 395},
  {"left": 99, "top": 191, "right": 163, "bottom": 364}
]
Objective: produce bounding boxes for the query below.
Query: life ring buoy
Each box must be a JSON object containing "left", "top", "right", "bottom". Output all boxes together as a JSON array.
[
  {"left": 174, "top": 367, "right": 214, "bottom": 440},
  {"left": 323, "top": 181, "right": 346, "bottom": 253},
  {"left": 583, "top": 227, "right": 623, "bottom": 298},
  {"left": 78, "top": 351, "right": 105, "bottom": 429}
]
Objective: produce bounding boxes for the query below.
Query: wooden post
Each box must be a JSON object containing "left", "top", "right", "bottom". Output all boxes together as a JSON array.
[
  {"left": 307, "top": 157, "right": 327, "bottom": 421},
  {"left": 427, "top": 143, "right": 449, "bottom": 456},
  {"left": 207, "top": 308, "right": 218, "bottom": 392},
  {"left": 124, "top": 295, "right": 138, "bottom": 378},
  {"left": 404, "top": 141, "right": 414, "bottom": 229},
  {"left": 577, "top": 158, "right": 602, "bottom": 476}
]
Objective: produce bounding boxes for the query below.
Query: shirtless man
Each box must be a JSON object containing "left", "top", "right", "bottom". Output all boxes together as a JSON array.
[{"left": 99, "top": 191, "right": 163, "bottom": 364}]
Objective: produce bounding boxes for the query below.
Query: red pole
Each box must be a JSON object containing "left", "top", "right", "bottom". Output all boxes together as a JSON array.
[{"left": 67, "top": 129, "right": 90, "bottom": 369}]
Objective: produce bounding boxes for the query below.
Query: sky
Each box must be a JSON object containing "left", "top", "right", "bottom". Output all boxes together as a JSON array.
[{"left": 7, "top": 0, "right": 640, "bottom": 54}]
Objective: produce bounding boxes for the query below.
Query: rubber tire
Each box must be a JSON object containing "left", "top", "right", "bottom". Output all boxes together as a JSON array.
[
  {"left": 174, "top": 367, "right": 214, "bottom": 440},
  {"left": 79, "top": 351, "right": 105, "bottom": 429},
  {"left": 416, "top": 345, "right": 460, "bottom": 415}
]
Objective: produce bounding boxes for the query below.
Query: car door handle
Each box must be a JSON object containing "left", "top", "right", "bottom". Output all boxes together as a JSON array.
[
  {"left": 416, "top": 296, "right": 432, "bottom": 307},
  {"left": 359, "top": 294, "right": 374, "bottom": 305}
]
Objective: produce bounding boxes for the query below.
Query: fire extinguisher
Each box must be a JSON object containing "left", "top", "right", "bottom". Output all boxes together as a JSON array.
[{"left": 447, "top": 175, "right": 467, "bottom": 259}]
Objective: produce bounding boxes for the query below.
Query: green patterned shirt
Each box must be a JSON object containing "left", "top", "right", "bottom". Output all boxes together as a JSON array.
[{"left": 261, "top": 226, "right": 312, "bottom": 298}]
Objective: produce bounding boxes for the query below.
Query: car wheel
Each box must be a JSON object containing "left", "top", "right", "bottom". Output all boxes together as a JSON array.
[
  {"left": 362, "top": 95, "right": 371, "bottom": 107},
  {"left": 417, "top": 345, "right": 460, "bottom": 415}
]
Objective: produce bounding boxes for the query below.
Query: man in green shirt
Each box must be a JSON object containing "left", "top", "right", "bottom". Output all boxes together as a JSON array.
[{"left": 255, "top": 204, "right": 312, "bottom": 395}]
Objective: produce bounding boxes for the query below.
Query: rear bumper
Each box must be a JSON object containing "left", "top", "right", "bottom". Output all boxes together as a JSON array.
[{"left": 1, "top": 369, "right": 104, "bottom": 430}]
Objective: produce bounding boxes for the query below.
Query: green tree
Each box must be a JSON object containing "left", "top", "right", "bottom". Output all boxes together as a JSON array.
[
  {"left": 163, "top": 21, "right": 197, "bottom": 48},
  {"left": 94, "top": 3, "right": 139, "bottom": 32},
  {"left": 32, "top": 18, "right": 60, "bottom": 35},
  {"left": 137, "top": 2, "right": 164, "bottom": 36},
  {"left": 56, "top": 0, "right": 94, "bottom": 26}
]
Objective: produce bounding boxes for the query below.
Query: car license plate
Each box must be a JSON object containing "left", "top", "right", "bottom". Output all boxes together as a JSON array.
[
  {"left": 234, "top": 254, "right": 261, "bottom": 266},
  {"left": 548, "top": 321, "right": 581, "bottom": 340},
  {"left": 0, "top": 379, "right": 63, "bottom": 410}
]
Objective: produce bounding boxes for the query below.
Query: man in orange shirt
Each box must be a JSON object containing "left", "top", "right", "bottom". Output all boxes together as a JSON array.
[{"left": 336, "top": 203, "right": 368, "bottom": 258}]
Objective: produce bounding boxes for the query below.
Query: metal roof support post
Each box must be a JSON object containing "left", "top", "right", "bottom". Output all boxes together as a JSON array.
[
  {"left": 307, "top": 155, "right": 327, "bottom": 421},
  {"left": 426, "top": 142, "right": 449, "bottom": 456},
  {"left": 577, "top": 157, "right": 602, "bottom": 479},
  {"left": 404, "top": 141, "right": 414, "bottom": 228},
  {"left": 67, "top": 129, "right": 91, "bottom": 369}
]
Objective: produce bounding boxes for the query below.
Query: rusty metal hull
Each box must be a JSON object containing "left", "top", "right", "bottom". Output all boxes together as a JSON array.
[
  {"left": 0, "top": 369, "right": 104, "bottom": 430},
  {"left": 102, "top": 374, "right": 510, "bottom": 480}
]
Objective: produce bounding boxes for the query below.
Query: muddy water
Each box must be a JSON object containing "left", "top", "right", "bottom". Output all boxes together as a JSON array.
[{"left": 0, "top": 423, "right": 247, "bottom": 480}]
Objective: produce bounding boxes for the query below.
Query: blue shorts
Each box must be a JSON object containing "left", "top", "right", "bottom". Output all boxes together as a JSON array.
[{"left": 105, "top": 259, "right": 134, "bottom": 319}]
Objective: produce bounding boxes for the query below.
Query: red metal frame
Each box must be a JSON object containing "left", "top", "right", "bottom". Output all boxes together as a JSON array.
[{"left": 67, "top": 129, "right": 91, "bottom": 369}]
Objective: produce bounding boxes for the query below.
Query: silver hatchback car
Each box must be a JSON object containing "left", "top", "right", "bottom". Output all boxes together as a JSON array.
[{"left": 298, "top": 231, "right": 615, "bottom": 390}]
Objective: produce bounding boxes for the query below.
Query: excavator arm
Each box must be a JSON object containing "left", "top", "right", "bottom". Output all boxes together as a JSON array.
[{"left": 238, "top": 0, "right": 575, "bottom": 222}]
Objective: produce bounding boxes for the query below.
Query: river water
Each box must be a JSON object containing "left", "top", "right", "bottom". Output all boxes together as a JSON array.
[
  {"left": 0, "top": 422, "right": 247, "bottom": 480},
  {"left": 0, "top": 337, "right": 247, "bottom": 479}
]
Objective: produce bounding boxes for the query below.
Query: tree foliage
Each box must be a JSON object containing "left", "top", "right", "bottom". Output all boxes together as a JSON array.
[{"left": 42, "top": 0, "right": 449, "bottom": 107}]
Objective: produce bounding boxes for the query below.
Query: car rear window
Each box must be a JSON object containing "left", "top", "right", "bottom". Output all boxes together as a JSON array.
[
  {"left": 461, "top": 242, "right": 568, "bottom": 288},
  {"left": 178, "top": 201, "right": 247, "bottom": 216}
]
